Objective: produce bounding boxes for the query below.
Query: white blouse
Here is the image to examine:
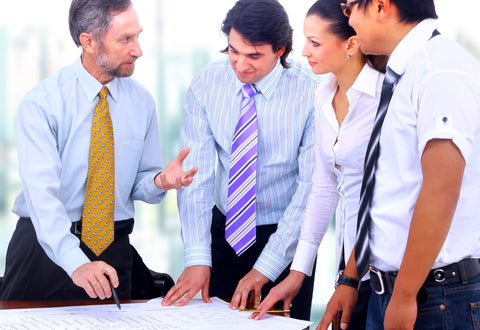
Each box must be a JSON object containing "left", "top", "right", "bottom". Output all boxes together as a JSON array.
[{"left": 291, "top": 63, "right": 384, "bottom": 277}]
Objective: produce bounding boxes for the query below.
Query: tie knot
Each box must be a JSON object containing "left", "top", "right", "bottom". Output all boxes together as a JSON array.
[
  {"left": 99, "top": 86, "right": 109, "bottom": 99},
  {"left": 242, "top": 84, "right": 258, "bottom": 98}
]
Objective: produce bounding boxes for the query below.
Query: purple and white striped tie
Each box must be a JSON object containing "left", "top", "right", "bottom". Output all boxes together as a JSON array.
[{"left": 225, "top": 84, "right": 259, "bottom": 255}]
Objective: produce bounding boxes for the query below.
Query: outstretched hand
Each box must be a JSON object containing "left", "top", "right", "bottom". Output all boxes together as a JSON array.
[
  {"left": 317, "top": 285, "right": 358, "bottom": 330},
  {"left": 229, "top": 269, "right": 269, "bottom": 311},
  {"left": 250, "top": 270, "right": 305, "bottom": 320},
  {"left": 162, "top": 265, "right": 211, "bottom": 307},
  {"left": 155, "top": 147, "right": 198, "bottom": 190}
]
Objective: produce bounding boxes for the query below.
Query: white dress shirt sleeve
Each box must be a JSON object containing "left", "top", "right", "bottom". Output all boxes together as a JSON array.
[
  {"left": 130, "top": 100, "right": 167, "bottom": 202},
  {"left": 417, "top": 71, "right": 479, "bottom": 160},
  {"left": 177, "top": 83, "right": 216, "bottom": 268},
  {"left": 253, "top": 109, "right": 317, "bottom": 281},
  {"left": 290, "top": 107, "right": 338, "bottom": 276},
  {"left": 16, "top": 97, "right": 91, "bottom": 277}
]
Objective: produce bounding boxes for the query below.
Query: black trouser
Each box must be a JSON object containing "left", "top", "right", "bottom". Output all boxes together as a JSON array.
[
  {"left": 209, "top": 206, "right": 316, "bottom": 321},
  {"left": 0, "top": 217, "right": 156, "bottom": 300}
]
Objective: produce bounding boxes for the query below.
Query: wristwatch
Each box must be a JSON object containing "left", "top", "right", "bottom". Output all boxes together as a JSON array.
[{"left": 335, "top": 270, "right": 359, "bottom": 289}]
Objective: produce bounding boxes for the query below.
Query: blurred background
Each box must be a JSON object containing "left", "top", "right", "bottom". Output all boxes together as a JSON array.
[{"left": 0, "top": 0, "right": 477, "bottom": 323}]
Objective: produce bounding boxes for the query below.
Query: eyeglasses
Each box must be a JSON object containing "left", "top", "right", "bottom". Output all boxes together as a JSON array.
[{"left": 341, "top": 0, "right": 363, "bottom": 17}]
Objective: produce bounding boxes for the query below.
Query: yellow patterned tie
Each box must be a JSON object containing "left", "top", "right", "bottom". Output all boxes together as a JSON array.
[{"left": 81, "top": 86, "right": 115, "bottom": 256}]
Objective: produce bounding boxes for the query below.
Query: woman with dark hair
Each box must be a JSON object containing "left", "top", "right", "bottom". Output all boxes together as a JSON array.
[{"left": 252, "top": 0, "right": 385, "bottom": 328}]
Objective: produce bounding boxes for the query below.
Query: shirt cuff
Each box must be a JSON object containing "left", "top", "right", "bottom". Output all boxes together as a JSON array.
[
  {"left": 290, "top": 240, "right": 318, "bottom": 277},
  {"left": 148, "top": 173, "right": 168, "bottom": 194},
  {"left": 419, "top": 115, "right": 471, "bottom": 162},
  {"left": 254, "top": 249, "right": 290, "bottom": 282},
  {"left": 184, "top": 244, "right": 212, "bottom": 268},
  {"left": 139, "top": 174, "right": 167, "bottom": 204},
  {"left": 62, "top": 248, "right": 92, "bottom": 277}
]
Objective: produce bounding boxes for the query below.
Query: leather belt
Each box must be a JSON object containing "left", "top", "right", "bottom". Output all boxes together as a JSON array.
[
  {"left": 370, "top": 258, "right": 480, "bottom": 296},
  {"left": 70, "top": 218, "right": 134, "bottom": 237}
]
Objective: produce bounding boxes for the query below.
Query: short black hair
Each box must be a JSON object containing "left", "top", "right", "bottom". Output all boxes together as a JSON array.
[
  {"left": 221, "top": 0, "right": 293, "bottom": 68},
  {"left": 360, "top": 0, "right": 437, "bottom": 23}
]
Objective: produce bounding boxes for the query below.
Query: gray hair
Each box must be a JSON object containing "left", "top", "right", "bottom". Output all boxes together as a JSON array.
[{"left": 68, "top": 0, "right": 132, "bottom": 47}]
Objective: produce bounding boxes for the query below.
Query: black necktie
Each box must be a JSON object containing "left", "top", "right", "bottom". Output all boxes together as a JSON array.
[
  {"left": 354, "top": 29, "right": 440, "bottom": 278},
  {"left": 355, "top": 67, "right": 401, "bottom": 277}
]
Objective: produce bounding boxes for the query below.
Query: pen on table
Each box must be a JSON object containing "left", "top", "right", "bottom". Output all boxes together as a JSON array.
[
  {"left": 106, "top": 276, "right": 121, "bottom": 310},
  {"left": 239, "top": 309, "right": 290, "bottom": 313}
]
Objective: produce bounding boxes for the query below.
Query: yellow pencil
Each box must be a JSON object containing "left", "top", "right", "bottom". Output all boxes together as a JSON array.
[{"left": 239, "top": 309, "right": 290, "bottom": 313}]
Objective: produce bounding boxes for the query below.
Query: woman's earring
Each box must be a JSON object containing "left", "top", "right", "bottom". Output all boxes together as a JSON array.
[{"left": 346, "top": 55, "right": 351, "bottom": 60}]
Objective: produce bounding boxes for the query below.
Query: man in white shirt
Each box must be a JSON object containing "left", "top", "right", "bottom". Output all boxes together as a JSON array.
[{"left": 319, "top": 0, "right": 480, "bottom": 329}]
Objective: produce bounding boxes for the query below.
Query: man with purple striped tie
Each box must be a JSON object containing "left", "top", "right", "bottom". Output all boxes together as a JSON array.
[
  {"left": 162, "top": 0, "right": 321, "bottom": 321},
  {"left": 225, "top": 84, "right": 259, "bottom": 256}
]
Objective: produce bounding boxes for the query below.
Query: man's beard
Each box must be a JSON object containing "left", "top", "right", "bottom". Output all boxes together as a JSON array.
[{"left": 95, "top": 44, "right": 136, "bottom": 78}]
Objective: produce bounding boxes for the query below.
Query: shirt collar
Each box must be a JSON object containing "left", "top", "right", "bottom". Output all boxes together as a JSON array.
[
  {"left": 315, "top": 73, "right": 337, "bottom": 101},
  {"left": 235, "top": 58, "right": 284, "bottom": 99},
  {"left": 388, "top": 19, "right": 438, "bottom": 76},
  {"left": 349, "top": 62, "right": 382, "bottom": 98},
  {"left": 316, "top": 63, "right": 381, "bottom": 101},
  {"left": 74, "top": 56, "right": 119, "bottom": 103}
]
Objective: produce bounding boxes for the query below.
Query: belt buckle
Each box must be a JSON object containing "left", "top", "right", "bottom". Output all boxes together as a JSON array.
[
  {"left": 370, "top": 267, "right": 385, "bottom": 295},
  {"left": 433, "top": 268, "right": 446, "bottom": 283}
]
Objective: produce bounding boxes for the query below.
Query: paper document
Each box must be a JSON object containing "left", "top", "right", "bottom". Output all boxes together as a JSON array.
[{"left": 0, "top": 297, "right": 312, "bottom": 329}]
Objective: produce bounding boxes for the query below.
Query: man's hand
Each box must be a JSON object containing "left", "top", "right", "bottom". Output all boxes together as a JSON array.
[
  {"left": 162, "top": 265, "right": 211, "bottom": 306},
  {"left": 383, "top": 291, "right": 417, "bottom": 330},
  {"left": 317, "top": 285, "right": 358, "bottom": 330},
  {"left": 155, "top": 147, "right": 198, "bottom": 190},
  {"left": 229, "top": 269, "right": 269, "bottom": 311},
  {"left": 71, "top": 261, "right": 119, "bottom": 299},
  {"left": 251, "top": 270, "right": 305, "bottom": 320}
]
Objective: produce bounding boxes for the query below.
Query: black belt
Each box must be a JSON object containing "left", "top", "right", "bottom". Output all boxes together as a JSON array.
[
  {"left": 370, "top": 258, "right": 480, "bottom": 301},
  {"left": 71, "top": 218, "right": 134, "bottom": 237}
]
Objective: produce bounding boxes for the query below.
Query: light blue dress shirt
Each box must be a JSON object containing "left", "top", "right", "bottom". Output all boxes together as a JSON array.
[
  {"left": 178, "top": 57, "right": 321, "bottom": 281},
  {"left": 12, "top": 57, "right": 166, "bottom": 276}
]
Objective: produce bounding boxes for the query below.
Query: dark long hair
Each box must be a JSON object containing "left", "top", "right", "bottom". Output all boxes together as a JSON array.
[{"left": 307, "top": 0, "right": 387, "bottom": 73}]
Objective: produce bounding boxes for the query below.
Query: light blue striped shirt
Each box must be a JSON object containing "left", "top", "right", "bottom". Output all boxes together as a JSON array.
[
  {"left": 12, "top": 57, "right": 166, "bottom": 276},
  {"left": 178, "top": 57, "right": 320, "bottom": 281}
]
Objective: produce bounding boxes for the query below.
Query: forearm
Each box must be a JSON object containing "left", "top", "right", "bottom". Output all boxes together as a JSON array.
[
  {"left": 343, "top": 247, "right": 360, "bottom": 280},
  {"left": 131, "top": 108, "right": 167, "bottom": 203},
  {"left": 255, "top": 112, "right": 316, "bottom": 280},
  {"left": 178, "top": 88, "right": 216, "bottom": 267},
  {"left": 291, "top": 201, "right": 335, "bottom": 276},
  {"left": 178, "top": 183, "right": 215, "bottom": 267},
  {"left": 23, "top": 184, "right": 91, "bottom": 276},
  {"left": 393, "top": 181, "right": 459, "bottom": 299},
  {"left": 393, "top": 139, "right": 464, "bottom": 300},
  {"left": 254, "top": 175, "right": 315, "bottom": 280},
  {"left": 132, "top": 173, "right": 167, "bottom": 202}
]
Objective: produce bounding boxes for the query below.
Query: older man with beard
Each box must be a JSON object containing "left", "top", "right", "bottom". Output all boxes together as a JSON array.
[{"left": 0, "top": 0, "right": 197, "bottom": 301}]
